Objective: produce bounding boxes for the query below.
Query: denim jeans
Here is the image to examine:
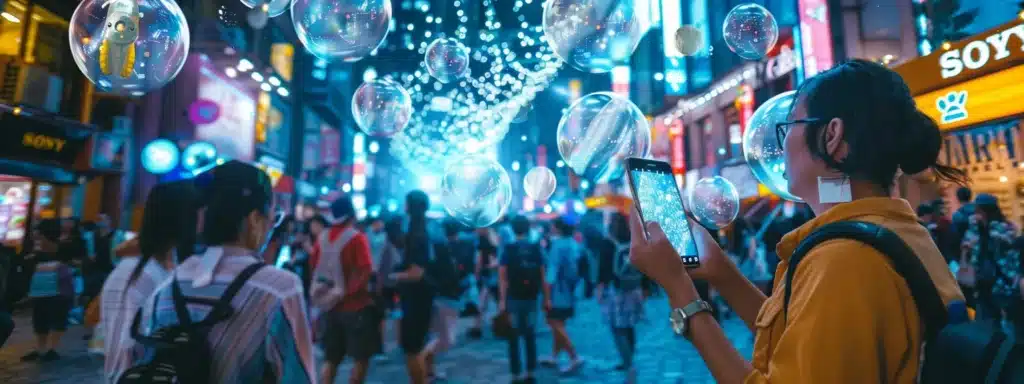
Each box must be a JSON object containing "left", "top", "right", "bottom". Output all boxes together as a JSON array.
[{"left": 506, "top": 299, "right": 539, "bottom": 375}]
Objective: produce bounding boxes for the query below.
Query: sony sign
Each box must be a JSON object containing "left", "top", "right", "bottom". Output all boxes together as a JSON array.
[{"left": 940, "top": 23, "right": 1024, "bottom": 79}]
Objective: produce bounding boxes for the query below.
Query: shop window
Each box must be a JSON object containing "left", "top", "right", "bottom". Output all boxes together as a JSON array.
[
  {"left": 0, "top": 0, "right": 27, "bottom": 58},
  {"left": 26, "top": 5, "right": 69, "bottom": 71}
]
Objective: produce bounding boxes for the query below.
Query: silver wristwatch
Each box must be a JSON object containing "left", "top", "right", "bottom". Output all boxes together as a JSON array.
[{"left": 669, "top": 300, "right": 714, "bottom": 338}]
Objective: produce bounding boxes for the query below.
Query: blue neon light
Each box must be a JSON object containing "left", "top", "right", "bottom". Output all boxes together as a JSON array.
[{"left": 141, "top": 139, "right": 180, "bottom": 175}]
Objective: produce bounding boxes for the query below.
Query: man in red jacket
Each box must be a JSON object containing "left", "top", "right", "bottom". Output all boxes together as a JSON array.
[{"left": 318, "top": 197, "right": 380, "bottom": 384}]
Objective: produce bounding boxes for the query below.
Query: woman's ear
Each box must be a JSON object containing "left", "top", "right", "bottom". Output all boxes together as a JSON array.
[{"left": 823, "top": 117, "right": 847, "bottom": 162}]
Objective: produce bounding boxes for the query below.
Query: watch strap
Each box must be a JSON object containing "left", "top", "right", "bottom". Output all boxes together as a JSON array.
[{"left": 681, "top": 299, "right": 714, "bottom": 317}]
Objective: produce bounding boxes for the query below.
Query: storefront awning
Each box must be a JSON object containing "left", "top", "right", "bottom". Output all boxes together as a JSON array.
[{"left": 0, "top": 105, "right": 116, "bottom": 184}]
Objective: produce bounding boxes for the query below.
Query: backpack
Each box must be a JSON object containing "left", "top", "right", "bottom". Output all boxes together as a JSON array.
[
  {"left": 783, "top": 221, "right": 1022, "bottom": 384},
  {"left": 504, "top": 242, "right": 544, "bottom": 300},
  {"left": 613, "top": 245, "right": 643, "bottom": 291},
  {"left": 431, "top": 241, "right": 464, "bottom": 299},
  {"left": 118, "top": 263, "right": 266, "bottom": 384},
  {"left": 309, "top": 227, "right": 359, "bottom": 312}
]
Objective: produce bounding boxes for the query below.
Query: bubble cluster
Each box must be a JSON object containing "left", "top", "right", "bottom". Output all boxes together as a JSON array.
[
  {"left": 352, "top": 78, "right": 414, "bottom": 138},
  {"left": 722, "top": 3, "right": 779, "bottom": 60},
  {"left": 542, "top": 0, "right": 646, "bottom": 73},
  {"left": 688, "top": 176, "right": 740, "bottom": 229},
  {"left": 524, "top": 167, "right": 557, "bottom": 201},
  {"left": 743, "top": 90, "right": 802, "bottom": 202},
  {"left": 241, "top": 0, "right": 291, "bottom": 17},
  {"left": 441, "top": 156, "right": 513, "bottom": 228},
  {"left": 69, "top": 0, "right": 190, "bottom": 96},
  {"left": 557, "top": 92, "right": 651, "bottom": 183},
  {"left": 425, "top": 38, "right": 471, "bottom": 84},
  {"left": 291, "top": 0, "right": 392, "bottom": 61}
]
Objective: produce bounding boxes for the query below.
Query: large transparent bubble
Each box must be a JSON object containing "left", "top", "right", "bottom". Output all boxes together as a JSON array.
[
  {"left": 425, "top": 38, "right": 470, "bottom": 84},
  {"left": 291, "top": 0, "right": 391, "bottom": 61},
  {"left": 241, "top": 0, "right": 292, "bottom": 17},
  {"left": 69, "top": 0, "right": 190, "bottom": 96},
  {"left": 675, "top": 25, "right": 704, "bottom": 56},
  {"left": 542, "top": 0, "right": 645, "bottom": 73},
  {"left": 524, "top": 166, "right": 557, "bottom": 201},
  {"left": 352, "top": 78, "right": 414, "bottom": 138},
  {"left": 442, "top": 156, "right": 513, "bottom": 228},
  {"left": 743, "top": 90, "right": 802, "bottom": 202},
  {"left": 557, "top": 92, "right": 650, "bottom": 183},
  {"left": 688, "top": 176, "right": 740, "bottom": 229},
  {"left": 722, "top": 3, "right": 778, "bottom": 60}
]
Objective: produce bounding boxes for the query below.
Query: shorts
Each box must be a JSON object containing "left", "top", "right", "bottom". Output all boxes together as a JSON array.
[
  {"left": 430, "top": 300, "right": 461, "bottom": 351},
  {"left": 546, "top": 307, "right": 575, "bottom": 321},
  {"left": 32, "top": 296, "right": 71, "bottom": 334},
  {"left": 400, "top": 298, "right": 434, "bottom": 355},
  {"left": 323, "top": 308, "right": 382, "bottom": 363}
]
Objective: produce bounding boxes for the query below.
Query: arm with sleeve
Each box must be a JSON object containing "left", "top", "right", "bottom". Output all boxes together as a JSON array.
[
  {"left": 264, "top": 285, "right": 317, "bottom": 384},
  {"left": 745, "top": 240, "right": 913, "bottom": 384}
]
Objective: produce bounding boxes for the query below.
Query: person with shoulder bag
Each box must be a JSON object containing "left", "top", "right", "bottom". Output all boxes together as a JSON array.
[
  {"left": 499, "top": 215, "right": 550, "bottom": 384},
  {"left": 626, "top": 60, "right": 1022, "bottom": 383}
]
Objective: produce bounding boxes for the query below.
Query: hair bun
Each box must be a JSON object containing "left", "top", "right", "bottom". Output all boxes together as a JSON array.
[{"left": 899, "top": 109, "right": 942, "bottom": 175}]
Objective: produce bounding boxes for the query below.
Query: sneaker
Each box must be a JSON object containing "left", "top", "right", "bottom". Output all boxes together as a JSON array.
[
  {"left": 539, "top": 356, "right": 558, "bottom": 367},
  {"left": 613, "top": 363, "right": 628, "bottom": 371},
  {"left": 560, "top": 358, "right": 584, "bottom": 375},
  {"left": 20, "top": 351, "right": 41, "bottom": 362},
  {"left": 41, "top": 350, "right": 60, "bottom": 362}
]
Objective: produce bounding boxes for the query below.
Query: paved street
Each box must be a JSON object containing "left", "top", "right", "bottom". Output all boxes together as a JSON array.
[{"left": 0, "top": 297, "right": 752, "bottom": 383}]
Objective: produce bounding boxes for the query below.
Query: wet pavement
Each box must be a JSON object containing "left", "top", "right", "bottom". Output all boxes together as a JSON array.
[{"left": 0, "top": 297, "right": 753, "bottom": 383}]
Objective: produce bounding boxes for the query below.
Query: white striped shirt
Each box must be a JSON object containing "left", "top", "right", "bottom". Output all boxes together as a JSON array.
[{"left": 101, "top": 257, "right": 171, "bottom": 383}]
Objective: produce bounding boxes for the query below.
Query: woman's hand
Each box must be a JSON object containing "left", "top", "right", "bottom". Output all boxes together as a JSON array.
[{"left": 627, "top": 207, "right": 698, "bottom": 303}]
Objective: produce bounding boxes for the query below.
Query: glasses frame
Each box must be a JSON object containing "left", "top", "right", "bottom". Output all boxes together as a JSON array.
[{"left": 775, "top": 118, "right": 824, "bottom": 148}]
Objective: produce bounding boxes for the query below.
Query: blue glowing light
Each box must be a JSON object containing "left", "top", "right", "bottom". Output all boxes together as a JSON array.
[
  {"left": 181, "top": 141, "right": 218, "bottom": 172},
  {"left": 141, "top": 139, "right": 180, "bottom": 175}
]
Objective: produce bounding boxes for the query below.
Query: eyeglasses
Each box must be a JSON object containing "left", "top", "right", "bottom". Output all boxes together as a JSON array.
[{"left": 775, "top": 118, "right": 823, "bottom": 148}]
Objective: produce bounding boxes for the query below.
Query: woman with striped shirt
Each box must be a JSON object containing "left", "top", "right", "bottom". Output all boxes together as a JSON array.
[{"left": 101, "top": 181, "right": 200, "bottom": 383}]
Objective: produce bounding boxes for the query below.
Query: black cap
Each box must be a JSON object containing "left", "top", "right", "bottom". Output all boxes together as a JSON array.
[{"left": 331, "top": 195, "right": 356, "bottom": 222}]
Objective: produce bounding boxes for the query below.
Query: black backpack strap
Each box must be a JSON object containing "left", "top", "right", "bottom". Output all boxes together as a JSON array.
[
  {"left": 198, "top": 262, "right": 266, "bottom": 327},
  {"left": 170, "top": 276, "right": 193, "bottom": 326},
  {"left": 782, "top": 221, "right": 948, "bottom": 341}
]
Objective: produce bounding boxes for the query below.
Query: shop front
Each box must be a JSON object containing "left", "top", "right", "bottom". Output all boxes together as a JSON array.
[
  {"left": 0, "top": 105, "right": 123, "bottom": 250},
  {"left": 895, "top": 18, "right": 1024, "bottom": 224}
]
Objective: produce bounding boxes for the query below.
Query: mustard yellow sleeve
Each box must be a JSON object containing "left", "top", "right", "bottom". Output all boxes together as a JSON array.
[{"left": 743, "top": 240, "right": 905, "bottom": 383}]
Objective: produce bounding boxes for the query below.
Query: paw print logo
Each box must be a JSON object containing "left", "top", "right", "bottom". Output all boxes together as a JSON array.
[{"left": 936, "top": 90, "right": 968, "bottom": 124}]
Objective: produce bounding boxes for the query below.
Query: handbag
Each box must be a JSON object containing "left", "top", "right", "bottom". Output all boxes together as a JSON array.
[{"left": 491, "top": 311, "right": 513, "bottom": 339}]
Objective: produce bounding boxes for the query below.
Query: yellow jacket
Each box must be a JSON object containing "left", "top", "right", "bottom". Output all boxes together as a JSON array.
[{"left": 745, "top": 198, "right": 964, "bottom": 383}]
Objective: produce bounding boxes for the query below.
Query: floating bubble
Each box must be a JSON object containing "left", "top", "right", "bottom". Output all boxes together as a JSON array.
[
  {"left": 425, "top": 38, "right": 470, "bottom": 84},
  {"left": 241, "top": 0, "right": 291, "bottom": 17},
  {"left": 542, "top": 0, "right": 645, "bottom": 73},
  {"left": 69, "top": 0, "right": 190, "bottom": 96},
  {"left": 557, "top": 92, "right": 650, "bottom": 183},
  {"left": 442, "top": 156, "right": 513, "bottom": 228},
  {"left": 246, "top": 8, "right": 269, "bottom": 29},
  {"left": 743, "top": 90, "right": 802, "bottom": 202},
  {"left": 688, "top": 176, "right": 740, "bottom": 229},
  {"left": 292, "top": 0, "right": 391, "bottom": 61},
  {"left": 675, "top": 25, "right": 704, "bottom": 56},
  {"left": 501, "top": 102, "right": 532, "bottom": 123},
  {"left": 722, "top": 3, "right": 778, "bottom": 60},
  {"left": 524, "top": 167, "right": 557, "bottom": 201},
  {"left": 352, "top": 78, "right": 414, "bottom": 137}
]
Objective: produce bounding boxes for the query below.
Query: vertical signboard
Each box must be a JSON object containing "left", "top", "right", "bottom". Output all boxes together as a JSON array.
[
  {"left": 797, "top": 0, "right": 835, "bottom": 81},
  {"left": 669, "top": 120, "right": 685, "bottom": 175},
  {"left": 196, "top": 64, "right": 256, "bottom": 161},
  {"left": 611, "top": 66, "right": 631, "bottom": 97},
  {"left": 320, "top": 125, "right": 341, "bottom": 166},
  {"left": 688, "top": 0, "right": 712, "bottom": 89},
  {"left": 661, "top": 0, "right": 686, "bottom": 95}
]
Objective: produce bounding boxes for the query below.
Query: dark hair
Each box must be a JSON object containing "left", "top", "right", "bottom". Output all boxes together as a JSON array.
[
  {"left": 552, "top": 216, "right": 575, "bottom": 235},
  {"left": 976, "top": 201, "right": 1006, "bottom": 224},
  {"left": 405, "top": 190, "right": 430, "bottom": 247},
  {"left": 917, "top": 203, "right": 936, "bottom": 217},
  {"left": 35, "top": 218, "right": 62, "bottom": 243},
  {"left": 792, "top": 59, "right": 967, "bottom": 193},
  {"left": 201, "top": 161, "right": 274, "bottom": 246},
  {"left": 956, "top": 186, "right": 972, "bottom": 203},
  {"left": 129, "top": 181, "right": 200, "bottom": 288},
  {"left": 308, "top": 214, "right": 329, "bottom": 229},
  {"left": 385, "top": 216, "right": 405, "bottom": 249},
  {"left": 608, "top": 212, "right": 630, "bottom": 243},
  {"left": 268, "top": 214, "right": 296, "bottom": 244},
  {"left": 511, "top": 215, "right": 531, "bottom": 236},
  {"left": 442, "top": 219, "right": 462, "bottom": 238},
  {"left": 331, "top": 196, "right": 356, "bottom": 223}
]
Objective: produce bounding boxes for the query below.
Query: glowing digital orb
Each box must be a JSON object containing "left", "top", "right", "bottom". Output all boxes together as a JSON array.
[{"left": 141, "top": 138, "right": 179, "bottom": 174}]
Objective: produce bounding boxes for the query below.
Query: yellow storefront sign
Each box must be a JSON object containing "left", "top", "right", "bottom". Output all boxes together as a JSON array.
[{"left": 913, "top": 64, "right": 1024, "bottom": 132}]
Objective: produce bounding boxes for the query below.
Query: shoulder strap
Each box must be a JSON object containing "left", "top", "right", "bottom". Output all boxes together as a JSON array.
[
  {"left": 783, "top": 221, "right": 948, "bottom": 341},
  {"left": 200, "top": 263, "right": 267, "bottom": 326}
]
